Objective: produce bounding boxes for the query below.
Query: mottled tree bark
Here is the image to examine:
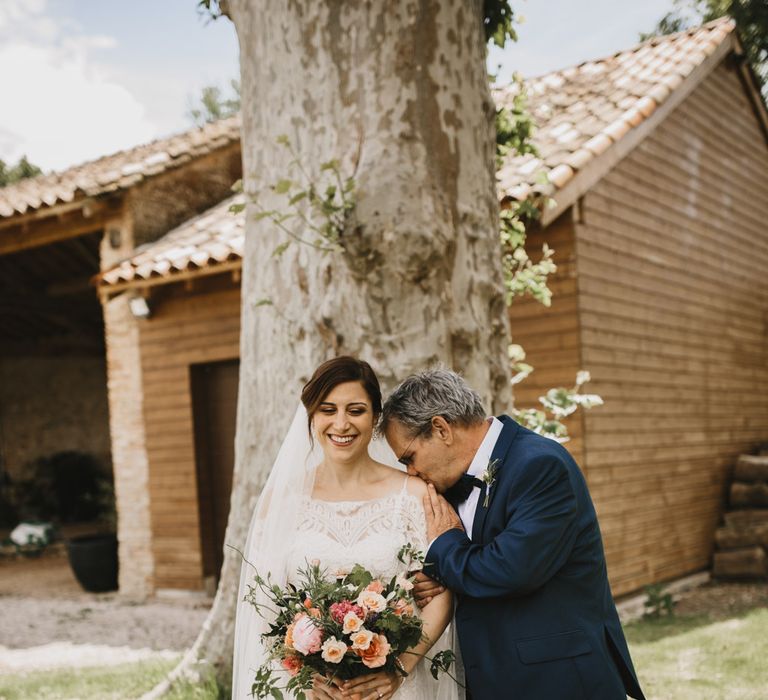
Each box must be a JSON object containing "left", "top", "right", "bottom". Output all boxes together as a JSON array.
[{"left": 143, "top": 1, "right": 510, "bottom": 695}]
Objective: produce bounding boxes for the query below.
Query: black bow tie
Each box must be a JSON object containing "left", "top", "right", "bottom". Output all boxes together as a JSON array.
[{"left": 445, "top": 473, "right": 484, "bottom": 505}]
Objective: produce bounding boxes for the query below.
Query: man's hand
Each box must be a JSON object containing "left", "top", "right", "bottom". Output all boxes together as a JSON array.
[
  {"left": 423, "top": 483, "right": 463, "bottom": 542},
  {"left": 411, "top": 571, "right": 445, "bottom": 608}
]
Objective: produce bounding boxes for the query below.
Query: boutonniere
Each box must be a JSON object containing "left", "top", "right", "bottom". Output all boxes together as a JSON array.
[{"left": 479, "top": 458, "right": 500, "bottom": 508}]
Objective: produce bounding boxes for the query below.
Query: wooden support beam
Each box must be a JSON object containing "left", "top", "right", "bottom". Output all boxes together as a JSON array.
[{"left": 0, "top": 196, "right": 123, "bottom": 256}]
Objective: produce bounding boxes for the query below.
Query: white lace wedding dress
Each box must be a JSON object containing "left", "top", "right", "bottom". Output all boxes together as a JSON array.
[{"left": 284, "top": 478, "right": 448, "bottom": 699}]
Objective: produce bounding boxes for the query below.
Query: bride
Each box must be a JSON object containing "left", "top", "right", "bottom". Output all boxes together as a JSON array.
[{"left": 232, "top": 356, "right": 458, "bottom": 700}]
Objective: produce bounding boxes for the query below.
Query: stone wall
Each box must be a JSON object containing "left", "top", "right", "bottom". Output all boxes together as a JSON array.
[{"left": 0, "top": 355, "right": 111, "bottom": 482}]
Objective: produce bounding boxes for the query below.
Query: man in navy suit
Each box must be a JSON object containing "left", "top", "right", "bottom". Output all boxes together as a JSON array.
[{"left": 382, "top": 369, "right": 644, "bottom": 700}]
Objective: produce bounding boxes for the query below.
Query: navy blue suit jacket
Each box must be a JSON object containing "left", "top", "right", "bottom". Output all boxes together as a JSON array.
[{"left": 425, "top": 416, "right": 644, "bottom": 700}]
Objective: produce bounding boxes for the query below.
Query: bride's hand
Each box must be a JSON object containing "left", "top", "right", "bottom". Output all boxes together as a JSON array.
[
  {"left": 311, "top": 673, "right": 346, "bottom": 699},
  {"left": 340, "top": 670, "right": 403, "bottom": 700}
]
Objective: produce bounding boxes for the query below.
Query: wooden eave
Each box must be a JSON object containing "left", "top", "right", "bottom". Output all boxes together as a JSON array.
[
  {"left": 95, "top": 259, "right": 243, "bottom": 300},
  {"left": 0, "top": 194, "right": 125, "bottom": 256}
]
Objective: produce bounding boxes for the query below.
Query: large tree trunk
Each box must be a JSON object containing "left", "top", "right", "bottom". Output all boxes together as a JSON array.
[{"left": 143, "top": 0, "right": 510, "bottom": 695}]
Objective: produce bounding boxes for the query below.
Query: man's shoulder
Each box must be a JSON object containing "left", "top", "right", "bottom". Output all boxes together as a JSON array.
[{"left": 497, "top": 416, "right": 578, "bottom": 470}]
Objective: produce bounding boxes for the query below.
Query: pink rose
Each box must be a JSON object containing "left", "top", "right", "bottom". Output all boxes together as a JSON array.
[{"left": 291, "top": 615, "right": 323, "bottom": 655}]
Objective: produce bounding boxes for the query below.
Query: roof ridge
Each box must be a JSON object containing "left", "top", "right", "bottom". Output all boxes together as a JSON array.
[
  {"left": 0, "top": 115, "right": 241, "bottom": 192},
  {"left": 517, "top": 15, "right": 735, "bottom": 88},
  {"left": 0, "top": 115, "right": 241, "bottom": 218}
]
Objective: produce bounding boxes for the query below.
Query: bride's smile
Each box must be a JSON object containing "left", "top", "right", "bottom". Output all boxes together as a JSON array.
[{"left": 313, "top": 380, "right": 375, "bottom": 465}]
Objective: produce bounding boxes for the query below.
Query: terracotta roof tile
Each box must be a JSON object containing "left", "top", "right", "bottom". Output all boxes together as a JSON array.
[
  {"left": 0, "top": 116, "right": 241, "bottom": 219},
  {"left": 495, "top": 17, "right": 736, "bottom": 201},
  {"left": 100, "top": 19, "right": 742, "bottom": 290},
  {"left": 98, "top": 194, "right": 244, "bottom": 287}
]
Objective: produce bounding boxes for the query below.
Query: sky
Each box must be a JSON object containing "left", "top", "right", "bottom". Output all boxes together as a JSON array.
[{"left": 0, "top": 0, "right": 676, "bottom": 173}]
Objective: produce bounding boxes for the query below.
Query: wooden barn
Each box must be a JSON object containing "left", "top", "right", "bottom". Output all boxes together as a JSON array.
[
  {"left": 501, "top": 17, "right": 768, "bottom": 594},
  {"left": 0, "top": 118, "right": 241, "bottom": 597},
  {"left": 94, "top": 18, "right": 767, "bottom": 599}
]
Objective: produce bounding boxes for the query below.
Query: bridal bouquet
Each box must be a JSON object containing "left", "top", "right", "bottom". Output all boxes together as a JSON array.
[{"left": 244, "top": 544, "right": 455, "bottom": 699}]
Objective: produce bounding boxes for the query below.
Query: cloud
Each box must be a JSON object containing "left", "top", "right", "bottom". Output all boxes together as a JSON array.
[{"left": 0, "top": 1, "right": 157, "bottom": 173}]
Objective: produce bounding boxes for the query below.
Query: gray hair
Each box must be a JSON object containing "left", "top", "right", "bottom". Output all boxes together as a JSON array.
[{"left": 380, "top": 368, "right": 486, "bottom": 437}]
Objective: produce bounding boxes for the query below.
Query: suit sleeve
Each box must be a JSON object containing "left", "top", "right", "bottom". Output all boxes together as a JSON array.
[{"left": 425, "top": 455, "right": 579, "bottom": 598}]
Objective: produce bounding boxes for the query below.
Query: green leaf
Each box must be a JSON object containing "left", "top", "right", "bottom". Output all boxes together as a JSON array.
[
  {"left": 276, "top": 134, "right": 290, "bottom": 146},
  {"left": 274, "top": 179, "right": 293, "bottom": 194},
  {"left": 255, "top": 298, "right": 273, "bottom": 308},
  {"left": 288, "top": 191, "right": 307, "bottom": 205},
  {"left": 272, "top": 241, "right": 291, "bottom": 257}
]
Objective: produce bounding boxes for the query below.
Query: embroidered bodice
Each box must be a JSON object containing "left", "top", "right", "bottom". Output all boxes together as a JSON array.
[{"left": 285, "top": 488, "right": 428, "bottom": 583}]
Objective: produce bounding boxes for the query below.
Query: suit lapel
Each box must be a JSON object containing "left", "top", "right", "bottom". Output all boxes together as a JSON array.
[{"left": 471, "top": 415, "right": 519, "bottom": 543}]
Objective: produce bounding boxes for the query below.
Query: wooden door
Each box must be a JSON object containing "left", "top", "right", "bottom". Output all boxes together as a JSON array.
[{"left": 190, "top": 359, "right": 239, "bottom": 585}]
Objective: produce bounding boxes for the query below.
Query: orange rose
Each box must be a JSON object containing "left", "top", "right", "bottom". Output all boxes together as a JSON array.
[
  {"left": 355, "top": 633, "right": 391, "bottom": 669},
  {"left": 282, "top": 655, "right": 302, "bottom": 676}
]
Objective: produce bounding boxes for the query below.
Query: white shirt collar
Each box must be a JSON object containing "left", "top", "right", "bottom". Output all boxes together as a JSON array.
[{"left": 466, "top": 416, "right": 503, "bottom": 478}]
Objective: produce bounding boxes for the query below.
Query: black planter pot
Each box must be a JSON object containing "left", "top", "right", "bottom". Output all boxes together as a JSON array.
[{"left": 67, "top": 533, "right": 118, "bottom": 593}]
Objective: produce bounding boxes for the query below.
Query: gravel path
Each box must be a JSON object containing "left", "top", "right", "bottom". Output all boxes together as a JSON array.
[
  {"left": 0, "top": 551, "right": 211, "bottom": 671},
  {"left": 0, "top": 595, "right": 210, "bottom": 652}
]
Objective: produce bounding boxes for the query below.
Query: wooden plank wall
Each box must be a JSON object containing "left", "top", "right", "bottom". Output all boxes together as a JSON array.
[
  {"left": 577, "top": 61, "right": 768, "bottom": 595},
  {"left": 506, "top": 211, "right": 586, "bottom": 468},
  {"left": 138, "top": 276, "right": 241, "bottom": 590}
]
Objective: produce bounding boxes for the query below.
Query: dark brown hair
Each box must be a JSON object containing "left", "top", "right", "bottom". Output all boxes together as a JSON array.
[{"left": 301, "top": 356, "right": 382, "bottom": 436}]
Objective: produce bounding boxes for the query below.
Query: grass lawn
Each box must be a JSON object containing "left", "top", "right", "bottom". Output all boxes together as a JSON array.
[
  {"left": 626, "top": 605, "right": 768, "bottom": 700},
  {"left": 0, "top": 584, "right": 765, "bottom": 699},
  {"left": 0, "top": 657, "right": 179, "bottom": 700},
  {"left": 0, "top": 655, "right": 231, "bottom": 700}
]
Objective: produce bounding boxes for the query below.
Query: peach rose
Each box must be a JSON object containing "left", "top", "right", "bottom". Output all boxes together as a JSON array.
[
  {"left": 350, "top": 628, "right": 375, "bottom": 651},
  {"left": 392, "top": 598, "right": 414, "bottom": 617},
  {"left": 366, "top": 580, "right": 385, "bottom": 594},
  {"left": 356, "top": 590, "right": 386, "bottom": 613},
  {"left": 281, "top": 655, "right": 302, "bottom": 676},
  {"left": 356, "top": 633, "right": 391, "bottom": 669},
  {"left": 342, "top": 611, "right": 364, "bottom": 634},
  {"left": 321, "top": 637, "right": 348, "bottom": 664},
  {"left": 285, "top": 615, "right": 300, "bottom": 649},
  {"left": 291, "top": 615, "right": 323, "bottom": 655}
]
